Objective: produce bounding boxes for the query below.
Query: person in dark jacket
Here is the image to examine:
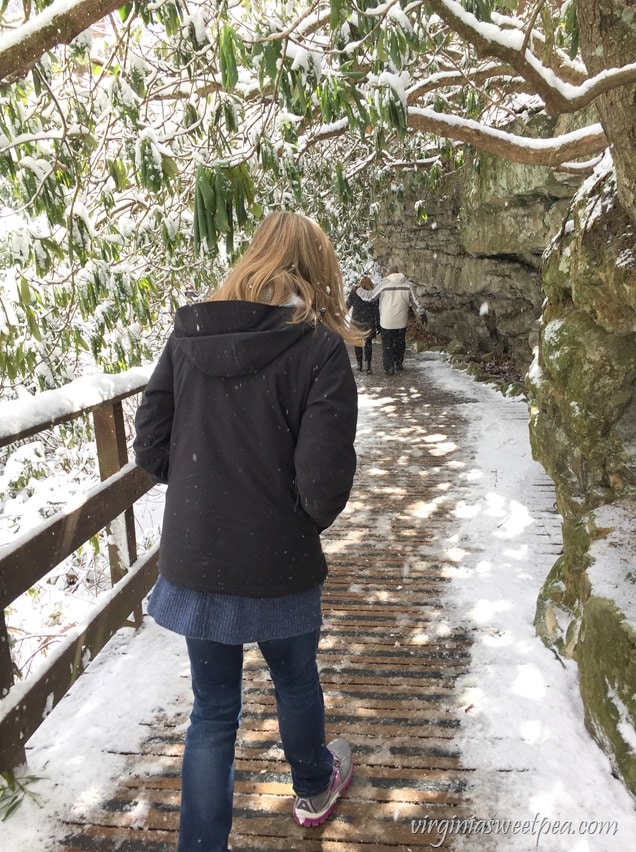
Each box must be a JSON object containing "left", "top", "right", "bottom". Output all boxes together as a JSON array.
[
  {"left": 347, "top": 274, "right": 380, "bottom": 372},
  {"left": 134, "top": 211, "right": 363, "bottom": 852}
]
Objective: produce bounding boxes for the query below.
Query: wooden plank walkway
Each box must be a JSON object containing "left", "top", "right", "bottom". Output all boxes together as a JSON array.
[{"left": 56, "top": 351, "right": 553, "bottom": 851}]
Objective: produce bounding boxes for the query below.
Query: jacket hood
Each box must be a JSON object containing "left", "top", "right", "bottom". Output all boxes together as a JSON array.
[
  {"left": 173, "top": 301, "right": 313, "bottom": 377},
  {"left": 385, "top": 272, "right": 406, "bottom": 285}
]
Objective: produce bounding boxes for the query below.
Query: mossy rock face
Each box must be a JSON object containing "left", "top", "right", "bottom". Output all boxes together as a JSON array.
[
  {"left": 571, "top": 173, "right": 636, "bottom": 333},
  {"left": 577, "top": 500, "right": 636, "bottom": 797},
  {"left": 534, "top": 552, "right": 582, "bottom": 654},
  {"left": 534, "top": 515, "right": 592, "bottom": 651},
  {"left": 530, "top": 217, "right": 636, "bottom": 652},
  {"left": 459, "top": 154, "right": 576, "bottom": 257},
  {"left": 579, "top": 595, "right": 636, "bottom": 795},
  {"left": 543, "top": 160, "right": 636, "bottom": 330},
  {"left": 460, "top": 193, "right": 572, "bottom": 257},
  {"left": 527, "top": 301, "right": 636, "bottom": 515},
  {"left": 529, "top": 161, "right": 636, "bottom": 796},
  {"left": 459, "top": 113, "right": 589, "bottom": 258}
]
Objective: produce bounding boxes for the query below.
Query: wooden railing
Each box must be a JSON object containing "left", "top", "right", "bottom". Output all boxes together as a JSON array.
[{"left": 0, "top": 371, "right": 158, "bottom": 774}]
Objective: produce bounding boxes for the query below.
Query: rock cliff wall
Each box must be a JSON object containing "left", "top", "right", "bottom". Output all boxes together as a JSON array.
[
  {"left": 527, "top": 155, "right": 636, "bottom": 795},
  {"left": 372, "top": 143, "right": 582, "bottom": 376},
  {"left": 372, "top": 145, "right": 636, "bottom": 796}
]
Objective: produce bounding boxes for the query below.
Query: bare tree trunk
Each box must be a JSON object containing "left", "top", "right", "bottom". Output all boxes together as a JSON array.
[{"left": 576, "top": 0, "right": 636, "bottom": 223}]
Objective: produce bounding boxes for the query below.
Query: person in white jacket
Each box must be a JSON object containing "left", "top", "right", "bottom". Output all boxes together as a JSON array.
[{"left": 358, "top": 267, "right": 426, "bottom": 374}]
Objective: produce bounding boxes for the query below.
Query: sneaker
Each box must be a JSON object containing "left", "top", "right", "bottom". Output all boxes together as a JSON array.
[{"left": 292, "top": 739, "right": 353, "bottom": 827}]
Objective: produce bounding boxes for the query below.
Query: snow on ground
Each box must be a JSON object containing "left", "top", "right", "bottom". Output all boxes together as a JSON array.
[
  {"left": 2, "top": 354, "right": 635, "bottom": 850},
  {"left": 417, "top": 357, "right": 636, "bottom": 851}
]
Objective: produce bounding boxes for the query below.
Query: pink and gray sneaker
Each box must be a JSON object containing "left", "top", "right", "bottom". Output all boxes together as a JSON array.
[{"left": 293, "top": 739, "right": 353, "bottom": 827}]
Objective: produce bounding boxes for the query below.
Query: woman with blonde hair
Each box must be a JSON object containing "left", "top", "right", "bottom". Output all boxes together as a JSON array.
[{"left": 134, "top": 211, "right": 361, "bottom": 851}]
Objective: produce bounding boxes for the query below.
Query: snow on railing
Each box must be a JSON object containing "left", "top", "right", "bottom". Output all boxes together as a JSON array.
[
  {"left": 0, "top": 366, "right": 152, "bottom": 447},
  {"left": 0, "top": 370, "right": 158, "bottom": 773}
]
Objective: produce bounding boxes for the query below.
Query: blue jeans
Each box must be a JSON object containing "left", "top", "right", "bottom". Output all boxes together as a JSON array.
[{"left": 178, "top": 628, "right": 333, "bottom": 852}]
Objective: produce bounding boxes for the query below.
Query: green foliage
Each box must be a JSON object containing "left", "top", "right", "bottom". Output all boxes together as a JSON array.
[
  {"left": 0, "top": 440, "right": 47, "bottom": 496},
  {"left": 120, "top": 1, "right": 183, "bottom": 35},
  {"left": 0, "top": 0, "right": 592, "bottom": 394},
  {"left": 462, "top": 87, "right": 484, "bottom": 119},
  {"left": 461, "top": 0, "right": 493, "bottom": 22},
  {"left": 558, "top": 1, "right": 580, "bottom": 60},
  {"left": 193, "top": 164, "right": 256, "bottom": 257},
  {"left": 415, "top": 200, "right": 428, "bottom": 222},
  {"left": 333, "top": 162, "right": 352, "bottom": 205},
  {"left": 0, "top": 770, "right": 45, "bottom": 821},
  {"left": 251, "top": 31, "right": 282, "bottom": 90},
  {"left": 219, "top": 25, "right": 243, "bottom": 89},
  {"left": 329, "top": 0, "right": 347, "bottom": 31}
]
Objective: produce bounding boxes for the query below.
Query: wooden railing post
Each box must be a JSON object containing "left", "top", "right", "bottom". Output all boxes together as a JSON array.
[
  {"left": 0, "top": 610, "right": 25, "bottom": 766},
  {"left": 0, "top": 373, "right": 157, "bottom": 773},
  {"left": 93, "top": 401, "right": 142, "bottom": 626}
]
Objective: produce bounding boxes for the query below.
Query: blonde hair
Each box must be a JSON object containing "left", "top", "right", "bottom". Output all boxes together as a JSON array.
[{"left": 210, "top": 211, "right": 364, "bottom": 345}]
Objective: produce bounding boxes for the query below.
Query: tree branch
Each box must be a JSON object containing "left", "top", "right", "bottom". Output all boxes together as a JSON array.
[
  {"left": 0, "top": 0, "right": 124, "bottom": 85},
  {"left": 425, "top": 0, "right": 636, "bottom": 114},
  {"left": 406, "top": 62, "right": 522, "bottom": 102},
  {"left": 407, "top": 106, "right": 607, "bottom": 167}
]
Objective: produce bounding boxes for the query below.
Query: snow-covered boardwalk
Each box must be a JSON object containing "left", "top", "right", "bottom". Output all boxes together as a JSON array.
[{"left": 8, "top": 350, "right": 636, "bottom": 851}]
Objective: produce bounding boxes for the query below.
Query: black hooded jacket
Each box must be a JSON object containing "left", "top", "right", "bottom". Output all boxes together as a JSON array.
[
  {"left": 133, "top": 300, "right": 358, "bottom": 597},
  {"left": 346, "top": 288, "right": 379, "bottom": 336}
]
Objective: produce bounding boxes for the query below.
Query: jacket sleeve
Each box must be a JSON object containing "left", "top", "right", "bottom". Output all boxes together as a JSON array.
[
  {"left": 133, "top": 336, "right": 175, "bottom": 484},
  {"left": 294, "top": 337, "right": 358, "bottom": 531},
  {"left": 408, "top": 283, "right": 426, "bottom": 320},
  {"left": 356, "top": 281, "right": 383, "bottom": 302}
]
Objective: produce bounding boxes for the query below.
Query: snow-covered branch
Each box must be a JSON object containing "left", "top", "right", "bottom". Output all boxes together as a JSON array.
[
  {"left": 0, "top": 0, "right": 123, "bottom": 85},
  {"left": 426, "top": 0, "right": 636, "bottom": 114},
  {"left": 406, "top": 63, "right": 522, "bottom": 101},
  {"left": 408, "top": 107, "right": 607, "bottom": 167}
]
